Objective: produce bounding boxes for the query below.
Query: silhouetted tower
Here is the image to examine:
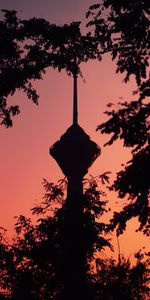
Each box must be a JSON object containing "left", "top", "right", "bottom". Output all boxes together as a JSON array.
[{"left": 50, "top": 65, "right": 100, "bottom": 300}]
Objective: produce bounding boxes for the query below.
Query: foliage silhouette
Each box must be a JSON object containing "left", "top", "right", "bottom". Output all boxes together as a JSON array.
[
  {"left": 87, "top": 1, "right": 150, "bottom": 235},
  {"left": 0, "top": 9, "right": 101, "bottom": 127},
  {"left": 92, "top": 250, "right": 150, "bottom": 300},
  {"left": 87, "top": 1, "right": 150, "bottom": 99},
  {"left": 0, "top": 179, "right": 149, "bottom": 299},
  {"left": 97, "top": 100, "right": 150, "bottom": 236},
  {"left": 0, "top": 177, "right": 111, "bottom": 299},
  {"left": 1, "top": 3, "right": 149, "bottom": 126}
]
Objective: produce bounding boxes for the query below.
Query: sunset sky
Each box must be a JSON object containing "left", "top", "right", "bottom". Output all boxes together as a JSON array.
[{"left": 0, "top": 0, "right": 149, "bottom": 258}]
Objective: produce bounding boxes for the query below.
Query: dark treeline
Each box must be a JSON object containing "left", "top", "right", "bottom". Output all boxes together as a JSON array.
[{"left": 0, "top": 178, "right": 149, "bottom": 299}]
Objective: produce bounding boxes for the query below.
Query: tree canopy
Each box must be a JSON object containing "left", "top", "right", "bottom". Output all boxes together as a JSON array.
[
  {"left": 0, "top": 178, "right": 111, "bottom": 299},
  {"left": 0, "top": 9, "right": 101, "bottom": 127},
  {"left": 87, "top": 0, "right": 150, "bottom": 99},
  {"left": 97, "top": 99, "right": 150, "bottom": 236},
  {"left": 1, "top": 2, "right": 149, "bottom": 127},
  {"left": 0, "top": 179, "right": 149, "bottom": 299},
  {"left": 87, "top": 1, "right": 150, "bottom": 235}
]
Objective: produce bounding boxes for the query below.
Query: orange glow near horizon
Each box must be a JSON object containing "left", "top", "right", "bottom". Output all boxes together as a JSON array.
[{"left": 0, "top": 0, "right": 149, "bottom": 259}]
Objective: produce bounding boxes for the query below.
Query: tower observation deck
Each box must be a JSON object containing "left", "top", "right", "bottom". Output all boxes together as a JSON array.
[{"left": 50, "top": 68, "right": 100, "bottom": 180}]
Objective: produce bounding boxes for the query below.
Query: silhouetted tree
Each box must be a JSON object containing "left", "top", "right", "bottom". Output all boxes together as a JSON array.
[
  {"left": 92, "top": 250, "right": 150, "bottom": 300},
  {"left": 96, "top": 99, "right": 150, "bottom": 236},
  {"left": 0, "top": 179, "right": 149, "bottom": 299},
  {"left": 0, "top": 9, "right": 101, "bottom": 127},
  {"left": 1, "top": 3, "right": 149, "bottom": 125},
  {"left": 87, "top": 1, "right": 150, "bottom": 235},
  {"left": 87, "top": 1, "right": 150, "bottom": 99},
  {"left": 0, "top": 177, "right": 111, "bottom": 299}
]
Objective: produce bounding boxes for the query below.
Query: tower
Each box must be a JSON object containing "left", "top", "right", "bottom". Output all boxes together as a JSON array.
[{"left": 50, "top": 67, "right": 100, "bottom": 299}]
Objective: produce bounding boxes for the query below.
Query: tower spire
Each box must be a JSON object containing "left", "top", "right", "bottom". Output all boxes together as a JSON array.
[
  {"left": 73, "top": 72, "right": 78, "bottom": 124},
  {"left": 73, "top": 58, "right": 78, "bottom": 125}
]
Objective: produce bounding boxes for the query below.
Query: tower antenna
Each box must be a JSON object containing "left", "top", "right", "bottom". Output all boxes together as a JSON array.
[{"left": 73, "top": 57, "right": 78, "bottom": 125}]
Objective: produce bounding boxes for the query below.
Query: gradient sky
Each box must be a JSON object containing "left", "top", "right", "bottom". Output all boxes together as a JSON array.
[{"left": 0, "top": 0, "right": 149, "bottom": 258}]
